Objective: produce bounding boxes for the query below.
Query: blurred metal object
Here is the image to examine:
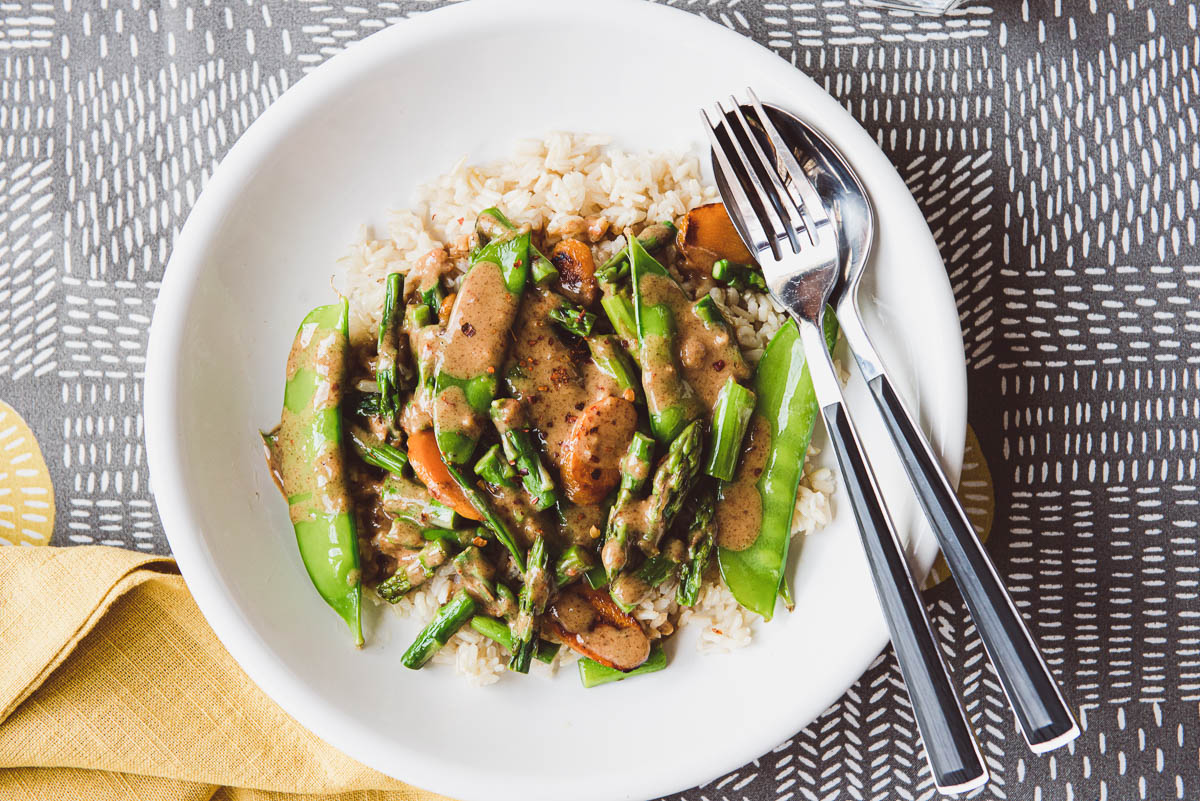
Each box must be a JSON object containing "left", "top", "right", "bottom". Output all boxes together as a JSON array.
[{"left": 853, "top": 0, "right": 966, "bottom": 14}]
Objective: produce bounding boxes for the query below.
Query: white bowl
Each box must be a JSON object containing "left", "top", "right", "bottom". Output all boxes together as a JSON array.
[{"left": 145, "top": 2, "right": 967, "bottom": 800}]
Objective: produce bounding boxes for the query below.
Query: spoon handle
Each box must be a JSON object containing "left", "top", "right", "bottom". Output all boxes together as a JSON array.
[
  {"left": 837, "top": 307, "right": 1080, "bottom": 752},
  {"left": 798, "top": 322, "right": 988, "bottom": 795},
  {"left": 864, "top": 368, "right": 1080, "bottom": 752}
]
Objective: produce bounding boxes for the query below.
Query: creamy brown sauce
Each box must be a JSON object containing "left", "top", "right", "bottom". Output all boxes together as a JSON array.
[
  {"left": 715, "top": 414, "right": 770, "bottom": 551},
  {"left": 485, "top": 482, "right": 553, "bottom": 550},
  {"left": 503, "top": 288, "right": 619, "bottom": 470},
  {"left": 640, "top": 273, "right": 749, "bottom": 413},
  {"left": 559, "top": 501, "right": 606, "bottom": 547},
  {"left": 548, "top": 586, "right": 651, "bottom": 671},
  {"left": 276, "top": 323, "right": 349, "bottom": 523}
]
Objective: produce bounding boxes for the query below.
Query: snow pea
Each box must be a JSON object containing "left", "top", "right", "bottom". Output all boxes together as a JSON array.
[
  {"left": 268, "top": 299, "right": 363, "bottom": 645},
  {"left": 717, "top": 312, "right": 837, "bottom": 620}
]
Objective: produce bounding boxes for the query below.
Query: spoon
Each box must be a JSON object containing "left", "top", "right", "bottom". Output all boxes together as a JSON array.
[{"left": 754, "top": 102, "right": 1080, "bottom": 754}]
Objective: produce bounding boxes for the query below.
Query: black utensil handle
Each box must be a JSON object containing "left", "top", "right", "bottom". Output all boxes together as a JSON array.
[
  {"left": 868, "top": 373, "right": 1080, "bottom": 752},
  {"left": 821, "top": 401, "right": 987, "bottom": 793}
]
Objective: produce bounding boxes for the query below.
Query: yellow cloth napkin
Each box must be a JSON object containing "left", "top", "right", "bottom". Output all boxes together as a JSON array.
[{"left": 0, "top": 545, "right": 452, "bottom": 801}]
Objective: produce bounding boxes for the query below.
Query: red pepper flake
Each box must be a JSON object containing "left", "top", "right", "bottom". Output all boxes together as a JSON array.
[
  {"left": 457, "top": 217, "right": 465, "bottom": 225},
  {"left": 514, "top": 258, "right": 524, "bottom": 267},
  {"left": 590, "top": 468, "right": 601, "bottom": 480},
  {"left": 565, "top": 413, "right": 578, "bottom": 423},
  {"left": 574, "top": 402, "right": 586, "bottom": 411},
  {"left": 712, "top": 359, "right": 726, "bottom": 371},
  {"left": 486, "top": 366, "right": 495, "bottom": 374},
  {"left": 461, "top": 322, "right": 476, "bottom": 337}
]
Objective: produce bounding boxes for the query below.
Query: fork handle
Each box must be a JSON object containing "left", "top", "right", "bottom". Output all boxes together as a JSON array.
[
  {"left": 800, "top": 324, "right": 987, "bottom": 793},
  {"left": 866, "top": 370, "right": 1080, "bottom": 752}
]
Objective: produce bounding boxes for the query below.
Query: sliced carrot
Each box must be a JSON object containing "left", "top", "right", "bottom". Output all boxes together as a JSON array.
[
  {"left": 551, "top": 238, "right": 599, "bottom": 307},
  {"left": 677, "top": 202, "right": 755, "bottom": 274},
  {"left": 560, "top": 396, "right": 637, "bottom": 506},
  {"left": 406, "top": 429, "right": 483, "bottom": 521}
]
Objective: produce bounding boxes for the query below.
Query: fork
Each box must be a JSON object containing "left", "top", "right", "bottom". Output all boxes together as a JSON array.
[{"left": 701, "top": 94, "right": 988, "bottom": 794}]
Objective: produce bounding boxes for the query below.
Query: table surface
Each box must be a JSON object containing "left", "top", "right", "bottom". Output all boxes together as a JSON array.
[{"left": 1, "top": 0, "right": 1196, "bottom": 798}]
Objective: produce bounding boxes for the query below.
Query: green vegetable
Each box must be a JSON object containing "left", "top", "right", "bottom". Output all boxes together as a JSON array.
[
  {"left": 421, "top": 527, "right": 480, "bottom": 548},
  {"left": 637, "top": 420, "right": 704, "bottom": 555},
  {"left": 490, "top": 400, "right": 557, "bottom": 511},
  {"left": 380, "top": 476, "right": 462, "bottom": 530},
  {"left": 469, "top": 616, "right": 559, "bottom": 663},
  {"left": 712, "top": 258, "right": 768, "bottom": 291},
  {"left": 549, "top": 297, "right": 596, "bottom": 338},
  {"left": 269, "top": 300, "right": 362, "bottom": 646},
  {"left": 348, "top": 427, "right": 409, "bottom": 476},
  {"left": 601, "top": 431, "right": 655, "bottom": 579},
  {"left": 578, "top": 643, "right": 667, "bottom": 688},
  {"left": 376, "top": 272, "right": 407, "bottom": 419},
  {"left": 554, "top": 544, "right": 597, "bottom": 587},
  {"left": 717, "top": 313, "right": 838, "bottom": 620},
  {"left": 478, "top": 206, "right": 557, "bottom": 285},
  {"left": 376, "top": 540, "right": 451, "bottom": 602},
  {"left": 628, "top": 234, "right": 704, "bottom": 443},
  {"left": 596, "top": 222, "right": 677, "bottom": 284},
  {"left": 401, "top": 590, "right": 477, "bottom": 669},
  {"left": 703, "top": 377, "right": 757, "bottom": 482},
  {"left": 432, "top": 227, "right": 530, "bottom": 464},
  {"left": 588, "top": 335, "right": 643, "bottom": 404},
  {"left": 677, "top": 488, "right": 716, "bottom": 607},
  {"left": 444, "top": 462, "right": 526, "bottom": 572},
  {"left": 508, "top": 537, "right": 548, "bottom": 674},
  {"left": 691, "top": 294, "right": 727, "bottom": 328},
  {"left": 474, "top": 443, "right": 516, "bottom": 488}
]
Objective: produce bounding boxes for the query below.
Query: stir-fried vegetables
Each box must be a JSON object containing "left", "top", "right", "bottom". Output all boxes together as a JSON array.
[{"left": 264, "top": 204, "right": 834, "bottom": 685}]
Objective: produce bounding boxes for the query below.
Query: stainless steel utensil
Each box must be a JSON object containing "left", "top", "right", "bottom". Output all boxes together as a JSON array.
[
  {"left": 701, "top": 90, "right": 988, "bottom": 795},
  {"left": 747, "top": 99, "right": 1080, "bottom": 755}
]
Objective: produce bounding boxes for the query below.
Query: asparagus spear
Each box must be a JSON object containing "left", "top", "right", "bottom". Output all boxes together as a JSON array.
[
  {"left": 376, "top": 272, "right": 411, "bottom": 419},
  {"left": 554, "top": 544, "right": 597, "bottom": 587},
  {"left": 610, "top": 546, "right": 684, "bottom": 612},
  {"left": 601, "top": 432, "right": 655, "bottom": 578},
  {"left": 421, "top": 526, "right": 483, "bottom": 548},
  {"left": 401, "top": 590, "right": 477, "bottom": 669},
  {"left": 490, "top": 399, "right": 557, "bottom": 511},
  {"left": 474, "top": 443, "right": 517, "bottom": 488},
  {"left": 600, "top": 290, "right": 642, "bottom": 369},
  {"left": 508, "top": 536, "right": 549, "bottom": 674},
  {"left": 703, "top": 377, "right": 757, "bottom": 482},
  {"left": 595, "top": 221, "right": 678, "bottom": 284},
  {"left": 588, "top": 335, "right": 644, "bottom": 404},
  {"left": 432, "top": 228, "right": 530, "bottom": 465},
  {"left": 578, "top": 643, "right": 667, "bottom": 688},
  {"left": 677, "top": 487, "right": 716, "bottom": 607},
  {"left": 628, "top": 232, "right": 704, "bottom": 443},
  {"left": 348, "top": 427, "right": 409, "bottom": 476},
  {"left": 444, "top": 462, "right": 526, "bottom": 572},
  {"left": 549, "top": 297, "right": 596, "bottom": 338},
  {"left": 376, "top": 540, "right": 451, "bottom": 602},
  {"left": 469, "top": 616, "right": 560, "bottom": 663},
  {"left": 380, "top": 476, "right": 462, "bottom": 529},
  {"left": 638, "top": 420, "right": 704, "bottom": 555}
]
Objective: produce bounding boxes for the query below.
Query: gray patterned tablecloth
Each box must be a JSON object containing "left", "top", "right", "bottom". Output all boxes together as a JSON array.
[{"left": 1, "top": 1, "right": 1196, "bottom": 799}]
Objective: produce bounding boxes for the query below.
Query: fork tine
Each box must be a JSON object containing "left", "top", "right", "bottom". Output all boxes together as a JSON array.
[
  {"left": 710, "top": 98, "right": 794, "bottom": 259},
  {"left": 725, "top": 96, "right": 812, "bottom": 250},
  {"left": 699, "top": 107, "right": 774, "bottom": 260},
  {"left": 746, "top": 88, "right": 831, "bottom": 233}
]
